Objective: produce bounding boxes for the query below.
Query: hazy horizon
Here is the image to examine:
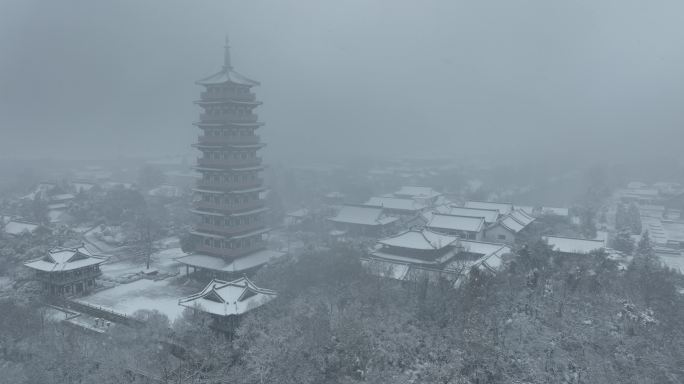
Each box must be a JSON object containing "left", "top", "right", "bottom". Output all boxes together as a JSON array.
[{"left": 1, "top": 0, "right": 683, "bottom": 164}]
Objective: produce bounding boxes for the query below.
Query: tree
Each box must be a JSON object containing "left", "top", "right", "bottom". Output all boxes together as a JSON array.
[
  {"left": 612, "top": 230, "right": 634, "bottom": 254},
  {"left": 634, "top": 231, "right": 658, "bottom": 267}
]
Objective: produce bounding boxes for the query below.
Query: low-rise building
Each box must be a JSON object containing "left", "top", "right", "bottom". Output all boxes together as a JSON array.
[
  {"left": 178, "top": 276, "right": 276, "bottom": 332},
  {"left": 464, "top": 201, "right": 514, "bottom": 217},
  {"left": 328, "top": 205, "right": 398, "bottom": 236},
  {"left": 543, "top": 236, "right": 605, "bottom": 256},
  {"left": 24, "top": 246, "right": 105, "bottom": 296},
  {"left": 426, "top": 213, "right": 485, "bottom": 240},
  {"left": 484, "top": 209, "right": 535, "bottom": 243}
]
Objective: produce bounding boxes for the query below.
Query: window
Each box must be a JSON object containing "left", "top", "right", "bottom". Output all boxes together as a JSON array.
[{"left": 497, "top": 234, "right": 506, "bottom": 240}]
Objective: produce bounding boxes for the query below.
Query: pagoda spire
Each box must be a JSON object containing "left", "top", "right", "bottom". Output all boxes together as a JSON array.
[{"left": 223, "top": 35, "right": 232, "bottom": 70}]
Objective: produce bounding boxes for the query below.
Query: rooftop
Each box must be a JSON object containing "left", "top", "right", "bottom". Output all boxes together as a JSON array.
[
  {"left": 378, "top": 228, "right": 459, "bottom": 251},
  {"left": 24, "top": 246, "right": 105, "bottom": 272},
  {"left": 364, "top": 196, "right": 427, "bottom": 212},
  {"left": 464, "top": 201, "right": 513, "bottom": 216},
  {"left": 178, "top": 277, "right": 276, "bottom": 317},
  {"left": 176, "top": 249, "right": 286, "bottom": 273},
  {"left": 427, "top": 214, "right": 485, "bottom": 233},
  {"left": 328, "top": 205, "right": 398, "bottom": 227},
  {"left": 543, "top": 236, "right": 605, "bottom": 254}
]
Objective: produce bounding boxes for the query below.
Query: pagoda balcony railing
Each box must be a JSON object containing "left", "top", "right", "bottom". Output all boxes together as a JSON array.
[
  {"left": 34, "top": 269, "right": 102, "bottom": 285},
  {"left": 197, "top": 135, "right": 261, "bottom": 145},
  {"left": 200, "top": 113, "right": 258, "bottom": 123},
  {"left": 196, "top": 157, "right": 262, "bottom": 168},
  {"left": 196, "top": 242, "right": 267, "bottom": 259},
  {"left": 195, "top": 221, "right": 265, "bottom": 236},
  {"left": 196, "top": 179, "right": 263, "bottom": 191},
  {"left": 200, "top": 91, "right": 256, "bottom": 101},
  {"left": 194, "top": 200, "right": 264, "bottom": 213}
]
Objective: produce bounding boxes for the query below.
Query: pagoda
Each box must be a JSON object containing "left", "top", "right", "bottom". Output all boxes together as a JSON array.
[{"left": 178, "top": 37, "right": 283, "bottom": 277}]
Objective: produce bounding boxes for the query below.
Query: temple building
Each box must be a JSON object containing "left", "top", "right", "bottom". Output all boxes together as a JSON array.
[
  {"left": 426, "top": 213, "right": 485, "bottom": 240},
  {"left": 177, "top": 38, "right": 284, "bottom": 277},
  {"left": 328, "top": 204, "right": 398, "bottom": 237},
  {"left": 24, "top": 246, "right": 104, "bottom": 296},
  {"left": 363, "top": 228, "right": 510, "bottom": 282},
  {"left": 484, "top": 209, "right": 535, "bottom": 243},
  {"left": 178, "top": 276, "right": 276, "bottom": 332}
]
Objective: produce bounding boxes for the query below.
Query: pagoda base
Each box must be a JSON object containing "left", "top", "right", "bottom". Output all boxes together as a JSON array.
[{"left": 176, "top": 249, "right": 285, "bottom": 278}]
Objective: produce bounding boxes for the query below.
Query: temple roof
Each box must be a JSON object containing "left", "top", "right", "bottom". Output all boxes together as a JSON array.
[
  {"left": 24, "top": 245, "right": 104, "bottom": 272},
  {"left": 364, "top": 196, "right": 427, "bottom": 212},
  {"left": 464, "top": 201, "right": 513, "bottom": 216},
  {"left": 543, "top": 236, "right": 605, "bottom": 254},
  {"left": 178, "top": 276, "right": 276, "bottom": 316},
  {"left": 196, "top": 37, "right": 260, "bottom": 87},
  {"left": 176, "top": 249, "right": 286, "bottom": 273},
  {"left": 328, "top": 205, "right": 398, "bottom": 227},
  {"left": 436, "top": 206, "right": 499, "bottom": 224},
  {"left": 378, "top": 228, "right": 459, "bottom": 251},
  {"left": 427, "top": 214, "right": 485, "bottom": 233}
]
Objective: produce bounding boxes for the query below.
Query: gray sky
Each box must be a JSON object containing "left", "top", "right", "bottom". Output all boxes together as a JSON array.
[{"left": 0, "top": 0, "right": 683, "bottom": 163}]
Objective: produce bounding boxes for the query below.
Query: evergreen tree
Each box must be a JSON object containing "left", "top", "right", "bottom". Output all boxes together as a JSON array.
[
  {"left": 612, "top": 230, "right": 634, "bottom": 254},
  {"left": 634, "top": 231, "right": 658, "bottom": 267}
]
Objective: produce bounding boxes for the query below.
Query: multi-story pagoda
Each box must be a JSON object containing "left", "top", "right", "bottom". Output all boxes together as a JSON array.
[{"left": 177, "top": 38, "right": 284, "bottom": 277}]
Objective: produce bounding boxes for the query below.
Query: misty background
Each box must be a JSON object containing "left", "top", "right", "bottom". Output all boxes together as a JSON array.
[{"left": 0, "top": 0, "right": 683, "bottom": 164}]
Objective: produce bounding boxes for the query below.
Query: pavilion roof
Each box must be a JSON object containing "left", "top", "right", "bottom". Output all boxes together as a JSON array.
[
  {"left": 24, "top": 245, "right": 104, "bottom": 272},
  {"left": 179, "top": 276, "right": 276, "bottom": 316}
]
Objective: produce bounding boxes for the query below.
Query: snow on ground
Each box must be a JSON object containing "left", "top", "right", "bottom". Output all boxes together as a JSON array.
[{"left": 79, "top": 278, "right": 199, "bottom": 322}]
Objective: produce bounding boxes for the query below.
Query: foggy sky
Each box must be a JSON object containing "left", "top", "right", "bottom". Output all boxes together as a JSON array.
[{"left": 0, "top": 0, "right": 683, "bottom": 164}]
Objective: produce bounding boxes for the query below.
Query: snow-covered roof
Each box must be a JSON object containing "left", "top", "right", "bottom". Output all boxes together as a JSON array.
[
  {"left": 543, "top": 236, "right": 605, "bottom": 254},
  {"left": 378, "top": 228, "right": 459, "bottom": 251},
  {"left": 393, "top": 186, "right": 441, "bottom": 199},
  {"left": 179, "top": 277, "right": 276, "bottom": 316},
  {"left": 509, "top": 209, "right": 535, "bottom": 226},
  {"left": 464, "top": 201, "right": 513, "bottom": 216},
  {"left": 328, "top": 205, "right": 398, "bottom": 226},
  {"left": 4, "top": 220, "right": 40, "bottom": 235},
  {"left": 438, "top": 207, "right": 499, "bottom": 223},
  {"left": 427, "top": 214, "right": 484, "bottom": 233},
  {"left": 364, "top": 196, "right": 427, "bottom": 212},
  {"left": 24, "top": 246, "right": 104, "bottom": 272},
  {"left": 175, "top": 249, "right": 286, "bottom": 273},
  {"left": 498, "top": 216, "right": 525, "bottom": 233}
]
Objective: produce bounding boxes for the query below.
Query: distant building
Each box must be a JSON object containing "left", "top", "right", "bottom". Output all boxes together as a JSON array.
[
  {"left": 464, "top": 201, "right": 514, "bottom": 217},
  {"left": 543, "top": 236, "right": 605, "bottom": 256},
  {"left": 177, "top": 38, "right": 284, "bottom": 278},
  {"left": 178, "top": 276, "right": 276, "bottom": 333},
  {"left": 364, "top": 196, "right": 427, "bottom": 216},
  {"left": 4, "top": 220, "right": 41, "bottom": 236},
  {"left": 393, "top": 186, "right": 441, "bottom": 206},
  {"left": 24, "top": 246, "right": 104, "bottom": 296},
  {"left": 328, "top": 205, "right": 398, "bottom": 236},
  {"left": 364, "top": 229, "right": 510, "bottom": 282},
  {"left": 436, "top": 206, "right": 499, "bottom": 225},
  {"left": 484, "top": 209, "right": 535, "bottom": 243},
  {"left": 426, "top": 213, "right": 484, "bottom": 240}
]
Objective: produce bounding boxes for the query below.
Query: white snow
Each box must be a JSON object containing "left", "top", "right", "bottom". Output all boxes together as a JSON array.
[
  {"left": 78, "top": 278, "right": 199, "bottom": 322},
  {"left": 544, "top": 236, "right": 605, "bottom": 254}
]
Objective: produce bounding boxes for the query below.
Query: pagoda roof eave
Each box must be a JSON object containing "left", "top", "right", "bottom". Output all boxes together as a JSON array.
[
  {"left": 193, "top": 121, "right": 265, "bottom": 128},
  {"left": 195, "top": 68, "right": 260, "bottom": 87},
  {"left": 194, "top": 99, "right": 262, "bottom": 106},
  {"left": 191, "top": 143, "right": 266, "bottom": 150}
]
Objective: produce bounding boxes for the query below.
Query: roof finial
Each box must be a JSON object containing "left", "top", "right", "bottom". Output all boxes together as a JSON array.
[{"left": 223, "top": 34, "right": 232, "bottom": 70}]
